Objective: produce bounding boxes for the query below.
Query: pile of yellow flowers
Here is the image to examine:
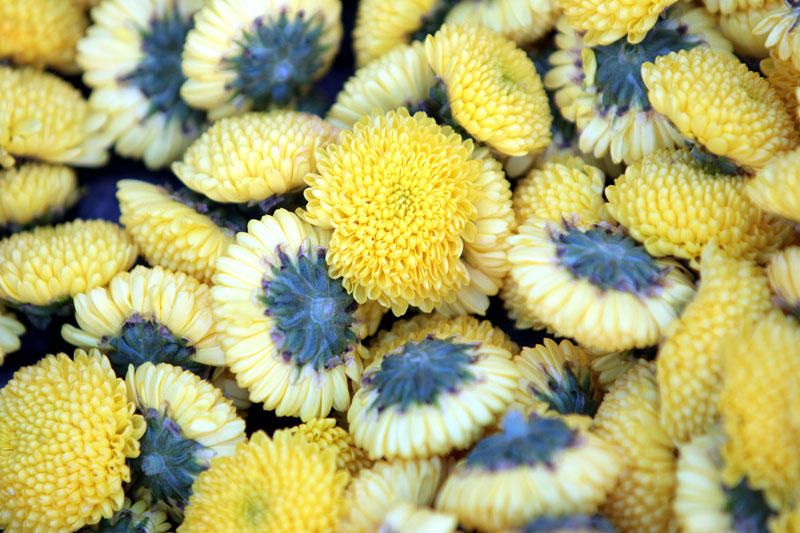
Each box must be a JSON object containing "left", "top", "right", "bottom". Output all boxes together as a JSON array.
[{"left": 4, "top": 0, "right": 800, "bottom": 531}]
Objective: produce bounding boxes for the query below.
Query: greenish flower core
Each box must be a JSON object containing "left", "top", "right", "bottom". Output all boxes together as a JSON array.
[
  {"left": 364, "top": 337, "right": 477, "bottom": 412},
  {"left": 226, "top": 10, "right": 328, "bottom": 108},
  {"left": 519, "top": 514, "right": 616, "bottom": 533},
  {"left": 4, "top": 297, "right": 73, "bottom": 331},
  {"left": 409, "top": 0, "right": 461, "bottom": 42},
  {"left": 124, "top": 7, "right": 205, "bottom": 132},
  {"left": 533, "top": 362, "right": 601, "bottom": 417},
  {"left": 554, "top": 224, "right": 668, "bottom": 294},
  {"left": 467, "top": 411, "right": 578, "bottom": 470},
  {"left": 100, "top": 314, "right": 202, "bottom": 376},
  {"left": 261, "top": 245, "right": 358, "bottom": 371},
  {"left": 724, "top": 478, "right": 775, "bottom": 533}
]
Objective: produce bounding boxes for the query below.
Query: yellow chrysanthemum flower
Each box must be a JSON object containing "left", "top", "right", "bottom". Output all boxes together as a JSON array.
[
  {"left": 642, "top": 47, "right": 798, "bottom": 169},
  {"left": 424, "top": 23, "right": 551, "bottom": 157},
  {"left": 341, "top": 457, "right": 445, "bottom": 533},
  {"left": 512, "top": 339, "right": 602, "bottom": 423},
  {"left": 305, "top": 109, "right": 513, "bottom": 316},
  {"left": 117, "top": 179, "right": 232, "bottom": 284},
  {"left": 179, "top": 430, "right": 348, "bottom": 532},
  {"left": 674, "top": 430, "right": 778, "bottom": 533},
  {"left": 559, "top": 0, "right": 678, "bottom": 45},
  {"left": 0, "top": 163, "right": 80, "bottom": 236},
  {"left": 0, "top": 305, "right": 24, "bottom": 366},
  {"left": 720, "top": 4, "right": 778, "bottom": 58},
  {"left": 592, "top": 361, "right": 676, "bottom": 533},
  {"left": 445, "top": 0, "right": 557, "bottom": 46},
  {"left": 720, "top": 310, "right": 800, "bottom": 508},
  {"left": 275, "top": 418, "right": 372, "bottom": 476},
  {"left": 87, "top": 496, "right": 171, "bottom": 533},
  {"left": 513, "top": 156, "right": 608, "bottom": 227},
  {"left": 508, "top": 218, "right": 695, "bottom": 352},
  {"left": 0, "top": 350, "right": 145, "bottom": 532},
  {"left": 212, "top": 209, "right": 382, "bottom": 421},
  {"left": 125, "top": 362, "right": 247, "bottom": 510},
  {"left": 378, "top": 502, "right": 457, "bottom": 533},
  {"left": 0, "top": 66, "right": 110, "bottom": 168},
  {"left": 181, "top": 0, "right": 342, "bottom": 119},
  {"left": 436, "top": 411, "right": 621, "bottom": 531},
  {"left": 61, "top": 265, "right": 223, "bottom": 375},
  {"left": 0, "top": 0, "right": 85, "bottom": 72},
  {"left": 762, "top": 56, "right": 800, "bottom": 117},
  {"left": 747, "top": 148, "right": 800, "bottom": 223},
  {"left": 77, "top": 0, "right": 206, "bottom": 169},
  {"left": 606, "top": 148, "right": 794, "bottom": 268},
  {"left": 349, "top": 330, "right": 518, "bottom": 459},
  {"left": 703, "top": 0, "right": 772, "bottom": 14},
  {"left": 768, "top": 246, "right": 800, "bottom": 311},
  {"left": 0, "top": 220, "right": 136, "bottom": 328},
  {"left": 658, "top": 246, "right": 771, "bottom": 444},
  {"left": 755, "top": 1, "right": 800, "bottom": 69},
  {"left": 173, "top": 111, "right": 338, "bottom": 203}
]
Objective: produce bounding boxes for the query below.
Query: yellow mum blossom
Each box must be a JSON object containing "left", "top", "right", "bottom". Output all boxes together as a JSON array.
[
  {"left": 61, "top": 266, "right": 224, "bottom": 374},
  {"left": 762, "top": 56, "right": 800, "bottom": 117},
  {"left": 642, "top": 47, "right": 798, "bottom": 169},
  {"left": 425, "top": 23, "right": 551, "bottom": 157},
  {"left": 593, "top": 361, "right": 677, "bottom": 533},
  {"left": 658, "top": 246, "right": 771, "bottom": 444},
  {"left": 0, "top": 350, "right": 145, "bottom": 532},
  {"left": 747, "top": 148, "right": 800, "bottom": 223},
  {"left": 559, "top": 0, "right": 679, "bottom": 46},
  {"left": 755, "top": 1, "right": 800, "bottom": 70},
  {"left": 0, "top": 66, "right": 110, "bottom": 168},
  {"left": 436, "top": 412, "right": 621, "bottom": 531},
  {"left": 341, "top": 457, "right": 445, "bottom": 533},
  {"left": 305, "top": 109, "right": 513, "bottom": 316},
  {"left": 181, "top": 0, "right": 342, "bottom": 119},
  {"left": 117, "top": 179, "right": 232, "bottom": 284},
  {"left": 179, "top": 431, "right": 348, "bottom": 532},
  {"left": 445, "top": 0, "right": 557, "bottom": 46},
  {"left": 0, "top": 305, "right": 23, "bottom": 367},
  {"left": 0, "top": 163, "right": 80, "bottom": 234},
  {"left": 720, "top": 4, "right": 778, "bottom": 58},
  {"left": 703, "top": 0, "right": 773, "bottom": 13},
  {"left": 212, "top": 210, "right": 382, "bottom": 421},
  {"left": 276, "top": 418, "right": 372, "bottom": 476},
  {"left": 768, "top": 246, "right": 800, "bottom": 311},
  {"left": 508, "top": 218, "right": 695, "bottom": 352},
  {"left": 606, "top": 148, "right": 794, "bottom": 268},
  {"left": 720, "top": 310, "right": 800, "bottom": 508},
  {"left": 0, "top": 0, "right": 86, "bottom": 72},
  {"left": 173, "top": 111, "right": 338, "bottom": 203}
]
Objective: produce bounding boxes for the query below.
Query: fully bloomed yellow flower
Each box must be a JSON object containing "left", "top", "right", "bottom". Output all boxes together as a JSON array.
[
  {"left": 755, "top": 1, "right": 800, "bottom": 69},
  {"left": 642, "top": 47, "right": 798, "bottom": 169},
  {"left": 275, "top": 418, "right": 372, "bottom": 476},
  {"left": 181, "top": 0, "right": 342, "bottom": 119},
  {"left": 0, "top": 66, "right": 110, "bottom": 168},
  {"left": 436, "top": 411, "right": 621, "bottom": 531},
  {"left": 0, "top": 163, "right": 80, "bottom": 236},
  {"left": 606, "top": 148, "right": 795, "bottom": 268},
  {"left": 180, "top": 431, "right": 348, "bottom": 532},
  {"left": 593, "top": 361, "right": 677, "bottom": 533},
  {"left": 720, "top": 310, "right": 800, "bottom": 508},
  {"left": 0, "top": 350, "right": 145, "bottom": 532},
  {"left": 747, "top": 148, "right": 800, "bottom": 223},
  {"left": 508, "top": 218, "right": 695, "bottom": 352},
  {"left": 212, "top": 210, "right": 382, "bottom": 421},
  {"left": 305, "top": 109, "right": 513, "bottom": 316},
  {"left": 0, "top": 0, "right": 86, "bottom": 72},
  {"left": 559, "top": 0, "right": 678, "bottom": 45},
  {"left": 61, "top": 265, "right": 224, "bottom": 374},
  {"left": 0, "top": 306, "right": 23, "bottom": 366},
  {"left": 768, "top": 246, "right": 800, "bottom": 311},
  {"left": 173, "top": 111, "right": 338, "bottom": 203}
]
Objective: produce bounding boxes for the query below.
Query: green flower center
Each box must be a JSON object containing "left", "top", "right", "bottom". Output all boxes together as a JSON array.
[
  {"left": 690, "top": 145, "right": 744, "bottom": 176},
  {"left": 724, "top": 478, "right": 775, "bottom": 533},
  {"left": 533, "top": 362, "right": 601, "bottom": 417},
  {"left": 131, "top": 409, "right": 211, "bottom": 510},
  {"left": 100, "top": 314, "right": 202, "bottom": 376},
  {"left": 4, "top": 297, "right": 73, "bottom": 330},
  {"left": 592, "top": 11, "right": 701, "bottom": 111},
  {"left": 519, "top": 515, "right": 616, "bottom": 533},
  {"left": 409, "top": 0, "right": 461, "bottom": 42},
  {"left": 554, "top": 224, "right": 668, "bottom": 294},
  {"left": 124, "top": 7, "right": 205, "bottom": 131},
  {"left": 261, "top": 246, "right": 358, "bottom": 371},
  {"left": 363, "top": 337, "right": 477, "bottom": 412},
  {"left": 226, "top": 10, "right": 328, "bottom": 108},
  {"left": 466, "top": 411, "right": 578, "bottom": 470}
]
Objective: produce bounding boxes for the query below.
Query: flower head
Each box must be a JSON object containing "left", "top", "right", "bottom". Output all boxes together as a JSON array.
[
  {"left": 754, "top": 1, "right": 800, "bottom": 69},
  {"left": 508, "top": 218, "right": 695, "bottom": 352},
  {"left": 0, "top": 163, "right": 80, "bottom": 237},
  {"left": 173, "top": 111, "right": 338, "bottom": 203},
  {"left": 0, "top": 66, "right": 110, "bottom": 168},
  {"left": 768, "top": 246, "right": 800, "bottom": 313},
  {"left": 181, "top": 0, "right": 342, "bottom": 118},
  {"left": 275, "top": 418, "right": 372, "bottom": 476},
  {"left": 179, "top": 431, "right": 348, "bottom": 532},
  {"left": 0, "top": 350, "right": 145, "bottom": 532},
  {"left": 424, "top": 23, "right": 551, "bottom": 156},
  {"left": 0, "top": 305, "right": 24, "bottom": 366},
  {"left": 559, "top": 0, "right": 679, "bottom": 45},
  {"left": 642, "top": 47, "right": 798, "bottom": 169},
  {"left": 444, "top": 0, "right": 557, "bottom": 46},
  {"left": 747, "top": 148, "right": 800, "bottom": 223},
  {"left": 436, "top": 412, "right": 621, "bottom": 531},
  {"left": 61, "top": 266, "right": 223, "bottom": 375},
  {"left": 212, "top": 209, "right": 381, "bottom": 421}
]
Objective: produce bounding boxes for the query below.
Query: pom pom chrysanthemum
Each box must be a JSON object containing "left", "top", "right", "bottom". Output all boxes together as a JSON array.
[
  {"left": 0, "top": 350, "right": 145, "bottom": 532},
  {"left": 0, "top": 306, "right": 23, "bottom": 366},
  {"left": 275, "top": 418, "right": 372, "bottom": 476},
  {"left": 558, "top": 0, "right": 679, "bottom": 45},
  {"left": 747, "top": 148, "right": 800, "bottom": 223}
]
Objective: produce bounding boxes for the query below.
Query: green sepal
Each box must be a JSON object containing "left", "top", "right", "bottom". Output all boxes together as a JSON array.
[{"left": 4, "top": 297, "right": 73, "bottom": 330}]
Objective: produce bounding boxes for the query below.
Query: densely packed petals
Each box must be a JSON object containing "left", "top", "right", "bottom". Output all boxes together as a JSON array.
[
  {"left": 0, "top": 163, "right": 80, "bottom": 236},
  {"left": 559, "top": 0, "right": 679, "bottom": 45},
  {"left": 747, "top": 148, "right": 800, "bottom": 223}
]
